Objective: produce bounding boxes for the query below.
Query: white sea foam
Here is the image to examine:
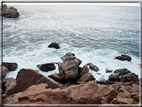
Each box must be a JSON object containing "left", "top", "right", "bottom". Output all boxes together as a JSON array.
[{"left": 4, "top": 42, "right": 140, "bottom": 81}]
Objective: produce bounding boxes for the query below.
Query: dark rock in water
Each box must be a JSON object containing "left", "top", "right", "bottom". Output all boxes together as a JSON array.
[
  {"left": 86, "top": 63, "right": 99, "bottom": 72},
  {"left": 61, "top": 52, "right": 76, "bottom": 61},
  {"left": 114, "top": 68, "right": 131, "bottom": 76},
  {"left": 37, "top": 63, "right": 55, "bottom": 72},
  {"left": 96, "top": 78, "right": 106, "bottom": 84},
  {"left": 79, "top": 65, "right": 89, "bottom": 77},
  {"left": 109, "top": 73, "right": 120, "bottom": 81},
  {"left": 0, "top": 65, "right": 8, "bottom": 79},
  {"left": 114, "top": 54, "right": 132, "bottom": 62},
  {"left": 48, "top": 73, "right": 63, "bottom": 82},
  {"left": 48, "top": 42, "right": 60, "bottom": 49},
  {"left": 2, "top": 4, "right": 20, "bottom": 18},
  {"left": 106, "top": 69, "right": 113, "bottom": 73},
  {"left": 77, "top": 73, "right": 95, "bottom": 84},
  {"left": 6, "top": 68, "right": 60, "bottom": 95},
  {"left": 59, "top": 58, "right": 82, "bottom": 80},
  {"left": 2, "top": 62, "right": 18, "bottom": 71},
  {"left": 120, "top": 73, "right": 139, "bottom": 83}
]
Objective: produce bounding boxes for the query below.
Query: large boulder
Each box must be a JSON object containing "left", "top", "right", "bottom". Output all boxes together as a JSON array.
[
  {"left": 2, "top": 62, "right": 18, "bottom": 71},
  {"left": 37, "top": 63, "right": 55, "bottom": 72},
  {"left": 0, "top": 65, "right": 8, "bottom": 79},
  {"left": 2, "top": 4, "right": 20, "bottom": 18},
  {"left": 6, "top": 68, "right": 60, "bottom": 95},
  {"left": 86, "top": 63, "right": 99, "bottom": 72},
  {"left": 18, "top": 81, "right": 102, "bottom": 104},
  {"left": 114, "top": 68, "right": 131, "bottom": 76},
  {"left": 77, "top": 73, "right": 95, "bottom": 84},
  {"left": 114, "top": 54, "right": 132, "bottom": 62},
  {"left": 48, "top": 42, "right": 60, "bottom": 49},
  {"left": 59, "top": 58, "right": 82, "bottom": 80},
  {"left": 61, "top": 52, "right": 76, "bottom": 61}
]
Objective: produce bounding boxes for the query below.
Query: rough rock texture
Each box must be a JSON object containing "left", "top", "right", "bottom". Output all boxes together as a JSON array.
[
  {"left": 61, "top": 52, "right": 76, "bottom": 61},
  {"left": 2, "top": 4, "right": 20, "bottom": 18},
  {"left": 0, "top": 65, "right": 8, "bottom": 79},
  {"left": 114, "top": 54, "right": 132, "bottom": 62},
  {"left": 79, "top": 65, "right": 89, "bottom": 77},
  {"left": 98, "top": 84, "right": 117, "bottom": 103},
  {"left": 116, "top": 88, "right": 131, "bottom": 98},
  {"left": 6, "top": 68, "right": 60, "bottom": 95},
  {"left": 2, "top": 62, "right": 18, "bottom": 71},
  {"left": 114, "top": 68, "right": 131, "bottom": 76},
  {"left": 77, "top": 73, "right": 95, "bottom": 84},
  {"left": 120, "top": 73, "right": 139, "bottom": 83},
  {"left": 111, "top": 82, "right": 123, "bottom": 91},
  {"left": 4, "top": 79, "right": 17, "bottom": 95},
  {"left": 48, "top": 73, "right": 63, "bottom": 82},
  {"left": 48, "top": 42, "right": 60, "bottom": 49},
  {"left": 37, "top": 63, "right": 55, "bottom": 72},
  {"left": 87, "top": 63, "right": 99, "bottom": 72},
  {"left": 112, "top": 98, "right": 134, "bottom": 104},
  {"left": 3, "top": 92, "right": 22, "bottom": 104},
  {"left": 109, "top": 73, "right": 120, "bottom": 81},
  {"left": 18, "top": 81, "right": 102, "bottom": 104},
  {"left": 59, "top": 58, "right": 82, "bottom": 80}
]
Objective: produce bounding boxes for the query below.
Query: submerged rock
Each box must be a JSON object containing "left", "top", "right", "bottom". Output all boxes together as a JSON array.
[
  {"left": 37, "top": 63, "right": 55, "bottom": 72},
  {"left": 48, "top": 42, "right": 60, "bottom": 49},
  {"left": 2, "top": 62, "right": 18, "bottom": 71},
  {"left": 114, "top": 54, "right": 132, "bottom": 62},
  {"left": 86, "top": 63, "right": 99, "bottom": 72}
]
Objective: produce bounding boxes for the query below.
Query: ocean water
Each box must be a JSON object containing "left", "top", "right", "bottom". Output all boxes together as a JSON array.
[{"left": 2, "top": 4, "right": 140, "bottom": 80}]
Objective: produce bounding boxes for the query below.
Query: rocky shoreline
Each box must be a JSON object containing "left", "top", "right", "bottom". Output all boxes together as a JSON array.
[{"left": 0, "top": 52, "right": 141, "bottom": 106}]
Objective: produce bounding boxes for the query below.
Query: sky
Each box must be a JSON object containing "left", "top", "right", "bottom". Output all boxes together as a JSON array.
[{"left": 2, "top": 3, "right": 140, "bottom": 6}]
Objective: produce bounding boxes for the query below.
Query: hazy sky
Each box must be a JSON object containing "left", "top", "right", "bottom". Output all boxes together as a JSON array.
[{"left": 3, "top": 3, "right": 140, "bottom": 6}]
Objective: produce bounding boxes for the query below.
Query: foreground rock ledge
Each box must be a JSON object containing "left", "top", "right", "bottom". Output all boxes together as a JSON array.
[
  {"left": 6, "top": 68, "right": 60, "bottom": 95},
  {"left": 17, "top": 81, "right": 102, "bottom": 104}
]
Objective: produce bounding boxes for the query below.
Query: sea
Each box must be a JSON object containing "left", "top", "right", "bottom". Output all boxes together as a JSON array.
[{"left": 2, "top": 4, "right": 140, "bottom": 80}]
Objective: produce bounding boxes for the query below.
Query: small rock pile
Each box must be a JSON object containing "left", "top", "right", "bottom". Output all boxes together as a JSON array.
[{"left": 1, "top": 4, "right": 20, "bottom": 18}]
